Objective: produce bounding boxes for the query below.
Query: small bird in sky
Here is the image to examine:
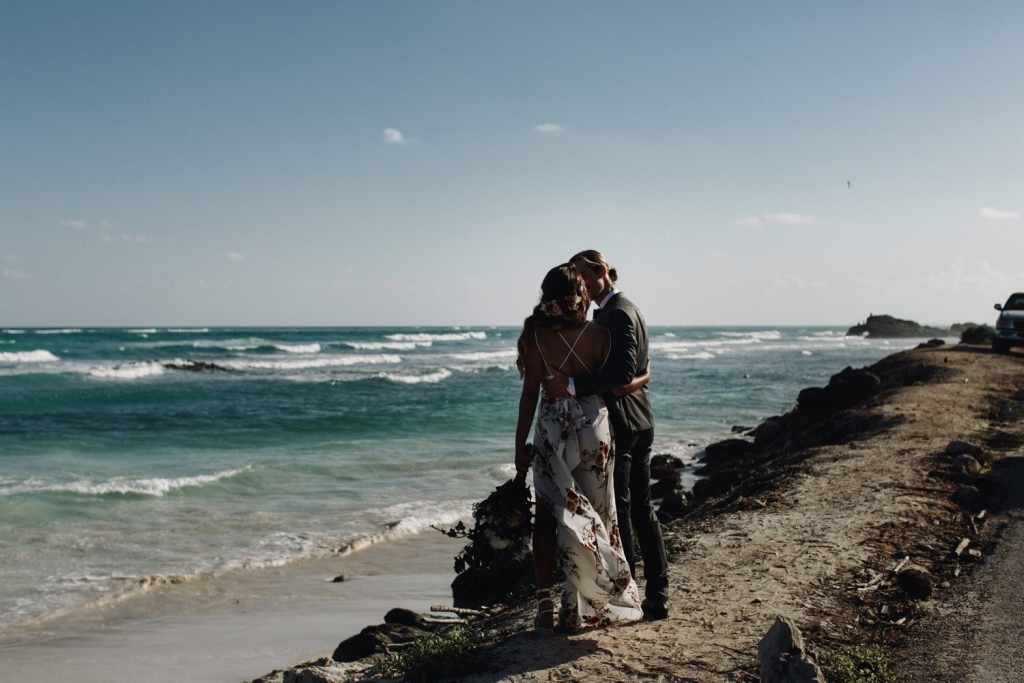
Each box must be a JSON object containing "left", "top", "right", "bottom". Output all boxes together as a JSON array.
[{"left": 847, "top": 180, "right": 851, "bottom": 189}]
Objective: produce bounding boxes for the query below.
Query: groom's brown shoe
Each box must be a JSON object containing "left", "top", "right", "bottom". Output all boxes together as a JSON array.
[{"left": 642, "top": 599, "right": 669, "bottom": 621}]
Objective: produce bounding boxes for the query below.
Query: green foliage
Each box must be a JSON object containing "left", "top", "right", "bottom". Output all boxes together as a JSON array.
[
  {"left": 375, "top": 626, "right": 481, "bottom": 682},
  {"left": 818, "top": 646, "right": 898, "bottom": 683},
  {"left": 663, "top": 534, "right": 698, "bottom": 562},
  {"left": 434, "top": 461, "right": 534, "bottom": 576}
]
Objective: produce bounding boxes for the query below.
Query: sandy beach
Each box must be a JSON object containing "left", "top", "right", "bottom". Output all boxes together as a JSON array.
[
  {"left": 0, "top": 532, "right": 465, "bottom": 683},
  {"left": 249, "top": 342, "right": 1023, "bottom": 682}
]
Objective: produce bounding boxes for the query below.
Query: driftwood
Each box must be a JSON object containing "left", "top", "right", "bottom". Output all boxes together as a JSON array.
[
  {"left": 953, "top": 538, "right": 970, "bottom": 557},
  {"left": 430, "top": 605, "right": 483, "bottom": 616}
]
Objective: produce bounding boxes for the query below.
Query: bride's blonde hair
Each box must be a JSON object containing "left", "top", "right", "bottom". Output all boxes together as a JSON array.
[{"left": 516, "top": 264, "right": 590, "bottom": 378}]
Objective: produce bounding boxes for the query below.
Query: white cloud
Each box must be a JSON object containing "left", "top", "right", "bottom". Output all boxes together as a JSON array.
[
  {"left": 224, "top": 251, "right": 244, "bottom": 262},
  {"left": 2, "top": 269, "right": 27, "bottom": 280},
  {"left": 60, "top": 220, "right": 89, "bottom": 229},
  {"left": 764, "top": 213, "right": 818, "bottom": 225},
  {"left": 382, "top": 128, "right": 406, "bottom": 144},
  {"left": 102, "top": 233, "right": 113, "bottom": 242},
  {"left": 121, "top": 234, "right": 153, "bottom": 243},
  {"left": 979, "top": 206, "right": 1020, "bottom": 220},
  {"left": 730, "top": 216, "right": 763, "bottom": 227},
  {"left": 532, "top": 123, "right": 565, "bottom": 134}
]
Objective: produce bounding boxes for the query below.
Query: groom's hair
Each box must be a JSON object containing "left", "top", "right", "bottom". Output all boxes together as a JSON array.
[{"left": 571, "top": 250, "right": 618, "bottom": 283}]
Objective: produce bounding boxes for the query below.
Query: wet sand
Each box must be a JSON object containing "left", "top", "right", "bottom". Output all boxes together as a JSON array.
[{"left": 0, "top": 531, "right": 465, "bottom": 683}]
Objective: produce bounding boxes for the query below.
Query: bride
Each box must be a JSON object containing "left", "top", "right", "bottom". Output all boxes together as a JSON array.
[{"left": 515, "top": 263, "right": 647, "bottom": 634}]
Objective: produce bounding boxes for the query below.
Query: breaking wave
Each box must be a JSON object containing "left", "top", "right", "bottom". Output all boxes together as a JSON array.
[
  {"left": 0, "top": 350, "right": 60, "bottom": 363},
  {"left": 378, "top": 368, "right": 452, "bottom": 384},
  {"left": 0, "top": 466, "right": 251, "bottom": 498},
  {"left": 385, "top": 331, "right": 486, "bottom": 342}
]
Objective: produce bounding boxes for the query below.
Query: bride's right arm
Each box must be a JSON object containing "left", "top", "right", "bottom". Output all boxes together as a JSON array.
[{"left": 515, "top": 339, "right": 543, "bottom": 478}]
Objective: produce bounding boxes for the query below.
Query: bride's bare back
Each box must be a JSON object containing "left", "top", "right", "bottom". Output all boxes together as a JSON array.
[{"left": 533, "top": 322, "right": 609, "bottom": 380}]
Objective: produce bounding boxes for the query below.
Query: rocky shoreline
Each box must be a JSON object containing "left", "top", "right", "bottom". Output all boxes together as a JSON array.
[{"left": 247, "top": 342, "right": 1023, "bottom": 683}]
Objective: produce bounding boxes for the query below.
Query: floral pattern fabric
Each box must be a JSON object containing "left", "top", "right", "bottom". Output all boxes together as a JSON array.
[{"left": 532, "top": 393, "right": 644, "bottom": 628}]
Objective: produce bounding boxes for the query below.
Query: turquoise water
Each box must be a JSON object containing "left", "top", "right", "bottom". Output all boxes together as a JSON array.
[{"left": 0, "top": 326, "right": 932, "bottom": 632}]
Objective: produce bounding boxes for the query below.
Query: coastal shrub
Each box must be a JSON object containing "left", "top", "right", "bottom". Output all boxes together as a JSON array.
[
  {"left": 662, "top": 533, "right": 698, "bottom": 562},
  {"left": 818, "top": 645, "right": 897, "bottom": 683},
  {"left": 959, "top": 325, "right": 994, "bottom": 345},
  {"left": 375, "top": 626, "right": 480, "bottom": 682}
]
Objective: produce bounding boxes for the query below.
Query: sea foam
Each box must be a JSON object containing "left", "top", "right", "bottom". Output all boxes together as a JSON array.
[
  {"left": 385, "top": 331, "right": 486, "bottom": 342},
  {"left": 223, "top": 354, "right": 401, "bottom": 371},
  {"left": 0, "top": 466, "right": 250, "bottom": 498},
  {"left": 88, "top": 362, "right": 165, "bottom": 380},
  {"left": 273, "top": 343, "right": 321, "bottom": 354},
  {"left": 378, "top": 368, "right": 452, "bottom": 384},
  {"left": 0, "top": 350, "right": 60, "bottom": 363},
  {"left": 35, "top": 328, "right": 82, "bottom": 334},
  {"left": 342, "top": 341, "right": 431, "bottom": 350}
]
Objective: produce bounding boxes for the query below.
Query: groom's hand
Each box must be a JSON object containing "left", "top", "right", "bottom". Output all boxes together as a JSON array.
[{"left": 542, "top": 369, "right": 569, "bottom": 398}]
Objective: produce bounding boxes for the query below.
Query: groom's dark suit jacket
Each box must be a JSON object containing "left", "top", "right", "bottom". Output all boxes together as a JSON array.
[{"left": 574, "top": 292, "right": 654, "bottom": 437}]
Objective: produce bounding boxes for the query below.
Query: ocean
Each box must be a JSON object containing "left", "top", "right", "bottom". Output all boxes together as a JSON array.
[{"left": 0, "top": 325, "right": 934, "bottom": 642}]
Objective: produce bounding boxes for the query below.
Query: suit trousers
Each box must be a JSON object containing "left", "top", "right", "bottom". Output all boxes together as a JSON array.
[{"left": 612, "top": 427, "right": 669, "bottom": 607}]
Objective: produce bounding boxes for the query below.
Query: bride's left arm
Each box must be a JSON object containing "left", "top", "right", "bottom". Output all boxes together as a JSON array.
[{"left": 515, "top": 341, "right": 543, "bottom": 478}]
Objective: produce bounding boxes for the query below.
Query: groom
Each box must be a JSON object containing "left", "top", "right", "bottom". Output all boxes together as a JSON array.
[{"left": 544, "top": 250, "right": 670, "bottom": 620}]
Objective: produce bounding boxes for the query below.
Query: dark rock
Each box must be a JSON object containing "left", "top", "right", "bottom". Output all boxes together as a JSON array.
[
  {"left": 959, "top": 325, "right": 995, "bottom": 345},
  {"left": 650, "top": 462, "right": 682, "bottom": 482},
  {"left": 797, "top": 367, "right": 882, "bottom": 413},
  {"left": 162, "top": 360, "right": 232, "bottom": 372},
  {"left": 897, "top": 568, "right": 934, "bottom": 600},
  {"left": 657, "top": 491, "right": 689, "bottom": 522},
  {"left": 757, "top": 615, "right": 823, "bottom": 683},
  {"left": 384, "top": 607, "right": 430, "bottom": 630},
  {"left": 946, "top": 440, "right": 982, "bottom": 456},
  {"left": 331, "top": 622, "right": 428, "bottom": 662},
  {"left": 452, "top": 554, "right": 533, "bottom": 609},
  {"left": 704, "top": 438, "right": 756, "bottom": 458},
  {"left": 331, "top": 575, "right": 346, "bottom": 583},
  {"left": 916, "top": 338, "right": 946, "bottom": 349},
  {"left": 989, "top": 430, "right": 1024, "bottom": 449},
  {"left": 751, "top": 416, "right": 786, "bottom": 447},
  {"left": 650, "top": 476, "right": 681, "bottom": 499},
  {"left": 847, "top": 315, "right": 948, "bottom": 338},
  {"left": 732, "top": 425, "right": 753, "bottom": 433},
  {"left": 1014, "top": 389, "right": 1024, "bottom": 402},
  {"left": 952, "top": 454, "right": 982, "bottom": 476},
  {"left": 999, "top": 403, "right": 1020, "bottom": 419},
  {"left": 650, "top": 453, "right": 685, "bottom": 469},
  {"left": 951, "top": 485, "right": 981, "bottom": 509}
]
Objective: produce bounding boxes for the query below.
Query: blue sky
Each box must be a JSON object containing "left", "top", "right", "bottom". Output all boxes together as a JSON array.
[{"left": 2, "top": 1, "right": 1021, "bottom": 326}]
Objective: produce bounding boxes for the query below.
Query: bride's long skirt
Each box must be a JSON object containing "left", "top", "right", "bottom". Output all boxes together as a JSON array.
[{"left": 532, "top": 394, "right": 644, "bottom": 628}]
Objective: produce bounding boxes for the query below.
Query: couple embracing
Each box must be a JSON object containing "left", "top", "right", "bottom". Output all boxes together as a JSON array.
[{"left": 514, "top": 250, "right": 670, "bottom": 635}]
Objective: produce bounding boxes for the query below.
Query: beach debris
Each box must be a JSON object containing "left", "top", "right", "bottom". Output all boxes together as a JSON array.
[
  {"left": 953, "top": 538, "right": 970, "bottom": 557},
  {"left": 331, "top": 575, "right": 346, "bottom": 583},
  {"left": 951, "top": 485, "right": 981, "bottom": 509},
  {"left": 757, "top": 615, "right": 823, "bottom": 683},
  {"left": 946, "top": 440, "right": 982, "bottom": 457},
  {"left": 897, "top": 568, "right": 934, "bottom": 600},
  {"left": 951, "top": 454, "right": 982, "bottom": 476},
  {"left": 430, "top": 605, "right": 483, "bottom": 617}
]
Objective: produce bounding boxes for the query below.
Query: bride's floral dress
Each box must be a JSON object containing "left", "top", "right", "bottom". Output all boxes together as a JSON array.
[{"left": 532, "top": 392, "right": 644, "bottom": 627}]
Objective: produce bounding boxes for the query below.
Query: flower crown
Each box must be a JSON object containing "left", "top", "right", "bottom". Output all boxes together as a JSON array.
[{"left": 541, "top": 294, "right": 583, "bottom": 318}]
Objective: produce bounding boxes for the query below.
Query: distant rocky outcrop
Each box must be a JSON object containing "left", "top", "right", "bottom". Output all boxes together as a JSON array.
[{"left": 847, "top": 315, "right": 951, "bottom": 338}]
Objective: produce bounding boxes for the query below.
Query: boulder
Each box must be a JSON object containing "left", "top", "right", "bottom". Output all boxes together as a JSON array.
[
  {"left": 959, "top": 325, "right": 995, "bottom": 345},
  {"left": 757, "top": 615, "right": 823, "bottom": 683},
  {"left": 650, "top": 476, "right": 681, "bottom": 499},
  {"left": 951, "top": 454, "right": 981, "bottom": 476},
  {"left": 650, "top": 453, "right": 685, "bottom": 469},
  {"left": 704, "top": 438, "right": 756, "bottom": 458},
  {"left": 797, "top": 367, "right": 882, "bottom": 413},
  {"left": 946, "top": 440, "right": 982, "bottom": 456},
  {"left": 916, "top": 338, "right": 946, "bottom": 349},
  {"left": 284, "top": 665, "right": 350, "bottom": 683},
  {"left": 951, "top": 485, "right": 981, "bottom": 509},
  {"left": 657, "top": 491, "right": 689, "bottom": 522},
  {"left": 1014, "top": 389, "right": 1024, "bottom": 402},
  {"left": 897, "top": 568, "right": 934, "bottom": 600},
  {"left": 384, "top": 607, "right": 431, "bottom": 630},
  {"left": 750, "top": 416, "right": 786, "bottom": 447},
  {"left": 332, "top": 623, "right": 427, "bottom": 662}
]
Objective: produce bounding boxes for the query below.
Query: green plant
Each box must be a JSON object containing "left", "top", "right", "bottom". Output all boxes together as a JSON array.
[
  {"left": 376, "top": 626, "right": 481, "bottom": 682},
  {"left": 663, "top": 534, "right": 698, "bottom": 562},
  {"left": 818, "top": 646, "right": 898, "bottom": 683}
]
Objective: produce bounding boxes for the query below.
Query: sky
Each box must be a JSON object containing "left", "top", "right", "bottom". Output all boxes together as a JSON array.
[{"left": 1, "top": 1, "right": 1022, "bottom": 327}]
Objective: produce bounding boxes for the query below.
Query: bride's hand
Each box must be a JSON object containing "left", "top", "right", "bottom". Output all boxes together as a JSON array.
[{"left": 515, "top": 444, "right": 532, "bottom": 477}]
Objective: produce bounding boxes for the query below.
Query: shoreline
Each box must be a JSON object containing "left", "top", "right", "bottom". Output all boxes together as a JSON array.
[
  {"left": 252, "top": 342, "right": 1024, "bottom": 682},
  {"left": 0, "top": 532, "right": 465, "bottom": 683}
]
